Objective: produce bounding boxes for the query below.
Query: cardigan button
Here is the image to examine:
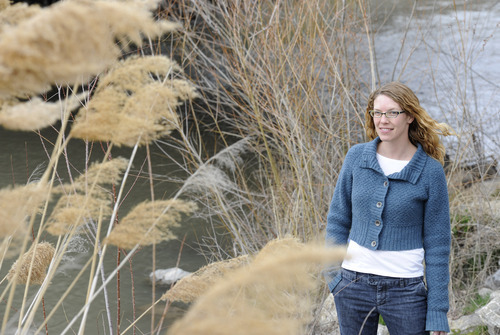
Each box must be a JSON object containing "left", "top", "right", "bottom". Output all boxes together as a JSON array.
[
  {"left": 376, "top": 202, "right": 382, "bottom": 208},
  {"left": 375, "top": 220, "right": 381, "bottom": 226},
  {"left": 384, "top": 181, "right": 388, "bottom": 187},
  {"left": 371, "top": 241, "right": 377, "bottom": 247}
]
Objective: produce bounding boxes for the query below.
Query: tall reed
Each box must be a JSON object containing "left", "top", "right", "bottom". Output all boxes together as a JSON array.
[
  {"left": 0, "top": 0, "right": 200, "bottom": 333},
  {"left": 162, "top": 0, "right": 368, "bottom": 258}
]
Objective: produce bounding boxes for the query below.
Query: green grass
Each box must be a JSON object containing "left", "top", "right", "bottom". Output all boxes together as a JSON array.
[
  {"left": 463, "top": 293, "right": 490, "bottom": 315},
  {"left": 451, "top": 325, "right": 489, "bottom": 335}
]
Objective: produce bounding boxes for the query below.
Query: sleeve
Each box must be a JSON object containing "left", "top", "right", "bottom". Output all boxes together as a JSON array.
[
  {"left": 325, "top": 148, "right": 356, "bottom": 247},
  {"left": 323, "top": 148, "right": 356, "bottom": 291},
  {"left": 422, "top": 163, "right": 451, "bottom": 332}
]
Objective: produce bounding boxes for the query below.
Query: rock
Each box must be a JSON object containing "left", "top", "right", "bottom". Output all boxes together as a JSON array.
[
  {"left": 477, "top": 291, "right": 500, "bottom": 332},
  {"left": 314, "top": 293, "right": 339, "bottom": 335},
  {"left": 149, "top": 267, "right": 191, "bottom": 285},
  {"left": 484, "top": 268, "right": 500, "bottom": 290},
  {"left": 450, "top": 290, "right": 500, "bottom": 335},
  {"left": 377, "top": 325, "right": 389, "bottom": 335},
  {"left": 479, "top": 287, "right": 493, "bottom": 297},
  {"left": 449, "top": 313, "right": 483, "bottom": 333}
]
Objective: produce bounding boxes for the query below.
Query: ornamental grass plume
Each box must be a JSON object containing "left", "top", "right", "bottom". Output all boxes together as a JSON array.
[
  {"left": 96, "top": 55, "right": 181, "bottom": 90},
  {"left": 45, "top": 193, "right": 110, "bottom": 236},
  {"left": 161, "top": 255, "right": 250, "bottom": 303},
  {"left": 46, "top": 158, "right": 129, "bottom": 235},
  {"left": 7, "top": 241, "right": 55, "bottom": 285},
  {"left": 0, "top": 0, "right": 179, "bottom": 96},
  {"left": 104, "top": 199, "right": 197, "bottom": 250},
  {"left": 0, "top": 93, "right": 86, "bottom": 131},
  {"left": 166, "top": 238, "right": 346, "bottom": 335},
  {"left": 0, "top": 183, "right": 48, "bottom": 238},
  {"left": 70, "top": 157, "right": 129, "bottom": 191},
  {"left": 70, "top": 55, "right": 198, "bottom": 147},
  {"left": 0, "top": 2, "right": 41, "bottom": 32},
  {"left": 0, "top": 0, "right": 9, "bottom": 12}
]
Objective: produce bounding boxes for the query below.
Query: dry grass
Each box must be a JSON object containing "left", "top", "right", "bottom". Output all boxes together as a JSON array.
[
  {"left": 71, "top": 55, "right": 198, "bottom": 146},
  {"left": 96, "top": 55, "right": 181, "bottom": 89},
  {"left": 166, "top": 0, "right": 367, "bottom": 257},
  {"left": 0, "top": 183, "right": 47, "bottom": 238},
  {"left": 448, "top": 177, "right": 500, "bottom": 313},
  {"left": 166, "top": 238, "right": 346, "bottom": 335},
  {"left": 0, "top": 2, "right": 41, "bottom": 31},
  {"left": 0, "top": 0, "right": 9, "bottom": 12},
  {"left": 70, "top": 157, "right": 129, "bottom": 191},
  {"left": 46, "top": 158, "right": 129, "bottom": 235},
  {"left": 0, "top": 93, "right": 86, "bottom": 131},
  {"left": 104, "top": 199, "right": 197, "bottom": 249},
  {"left": 45, "top": 193, "right": 110, "bottom": 236},
  {"left": 6, "top": 241, "right": 55, "bottom": 285},
  {"left": 0, "top": 0, "right": 200, "bottom": 333},
  {"left": 0, "top": 0, "right": 178, "bottom": 96},
  {"left": 162, "top": 254, "right": 250, "bottom": 303}
]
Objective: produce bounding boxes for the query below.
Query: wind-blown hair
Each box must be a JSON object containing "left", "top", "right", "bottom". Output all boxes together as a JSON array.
[{"left": 364, "top": 81, "right": 454, "bottom": 165}]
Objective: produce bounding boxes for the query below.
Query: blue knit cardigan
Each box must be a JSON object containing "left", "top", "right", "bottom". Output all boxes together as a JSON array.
[{"left": 325, "top": 137, "right": 451, "bottom": 332}]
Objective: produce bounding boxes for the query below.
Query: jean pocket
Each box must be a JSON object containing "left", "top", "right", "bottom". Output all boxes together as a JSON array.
[
  {"left": 331, "top": 277, "right": 348, "bottom": 296},
  {"left": 411, "top": 280, "right": 428, "bottom": 297}
]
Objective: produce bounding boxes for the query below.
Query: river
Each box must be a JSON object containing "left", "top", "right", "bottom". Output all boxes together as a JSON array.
[{"left": 368, "top": 0, "right": 499, "bottom": 161}]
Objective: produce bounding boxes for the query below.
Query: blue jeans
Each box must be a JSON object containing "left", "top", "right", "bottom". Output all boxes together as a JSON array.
[{"left": 332, "top": 269, "right": 429, "bottom": 335}]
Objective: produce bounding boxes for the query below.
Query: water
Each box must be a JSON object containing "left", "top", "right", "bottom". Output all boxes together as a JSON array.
[
  {"left": 368, "top": 0, "right": 500, "bottom": 161},
  {"left": 0, "top": 127, "right": 207, "bottom": 334},
  {"left": 1, "top": 0, "right": 499, "bottom": 333}
]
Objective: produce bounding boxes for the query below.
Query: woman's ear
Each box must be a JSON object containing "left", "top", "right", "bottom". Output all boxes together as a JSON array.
[{"left": 407, "top": 114, "right": 415, "bottom": 124}]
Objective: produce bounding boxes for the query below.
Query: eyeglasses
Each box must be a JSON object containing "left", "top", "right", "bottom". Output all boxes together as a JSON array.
[{"left": 369, "top": 110, "right": 406, "bottom": 118}]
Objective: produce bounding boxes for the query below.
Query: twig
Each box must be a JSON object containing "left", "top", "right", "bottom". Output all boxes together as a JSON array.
[
  {"left": 126, "top": 250, "right": 137, "bottom": 335},
  {"left": 154, "top": 234, "right": 187, "bottom": 334},
  {"left": 358, "top": 0, "right": 377, "bottom": 90},
  {"left": 76, "top": 138, "right": 141, "bottom": 335},
  {"left": 391, "top": 0, "right": 417, "bottom": 81},
  {"left": 120, "top": 298, "right": 163, "bottom": 335},
  {"left": 146, "top": 143, "right": 157, "bottom": 334}
]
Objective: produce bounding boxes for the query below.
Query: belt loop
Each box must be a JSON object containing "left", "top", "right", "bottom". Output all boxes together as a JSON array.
[{"left": 400, "top": 278, "right": 405, "bottom": 287}]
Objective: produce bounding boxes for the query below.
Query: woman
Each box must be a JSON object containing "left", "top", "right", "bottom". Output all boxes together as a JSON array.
[{"left": 325, "top": 82, "right": 454, "bottom": 335}]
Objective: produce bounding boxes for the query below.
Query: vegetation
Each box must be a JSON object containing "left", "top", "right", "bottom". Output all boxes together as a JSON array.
[
  {"left": 0, "top": 0, "right": 498, "bottom": 334},
  {"left": 463, "top": 293, "right": 491, "bottom": 315},
  {"left": 452, "top": 325, "right": 490, "bottom": 335}
]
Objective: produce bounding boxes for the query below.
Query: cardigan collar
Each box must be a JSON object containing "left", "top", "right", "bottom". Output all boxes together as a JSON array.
[{"left": 360, "top": 137, "right": 428, "bottom": 184}]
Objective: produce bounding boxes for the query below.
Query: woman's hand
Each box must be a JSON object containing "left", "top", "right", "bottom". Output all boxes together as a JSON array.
[{"left": 431, "top": 332, "right": 447, "bottom": 335}]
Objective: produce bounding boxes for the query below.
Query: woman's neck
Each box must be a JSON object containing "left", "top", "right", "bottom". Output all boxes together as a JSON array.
[{"left": 377, "top": 140, "right": 417, "bottom": 161}]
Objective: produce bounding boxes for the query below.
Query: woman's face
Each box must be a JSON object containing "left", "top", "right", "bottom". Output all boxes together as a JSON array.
[{"left": 372, "top": 94, "right": 414, "bottom": 145}]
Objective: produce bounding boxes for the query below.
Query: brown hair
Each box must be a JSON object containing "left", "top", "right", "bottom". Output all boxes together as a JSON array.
[{"left": 364, "top": 82, "right": 454, "bottom": 165}]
